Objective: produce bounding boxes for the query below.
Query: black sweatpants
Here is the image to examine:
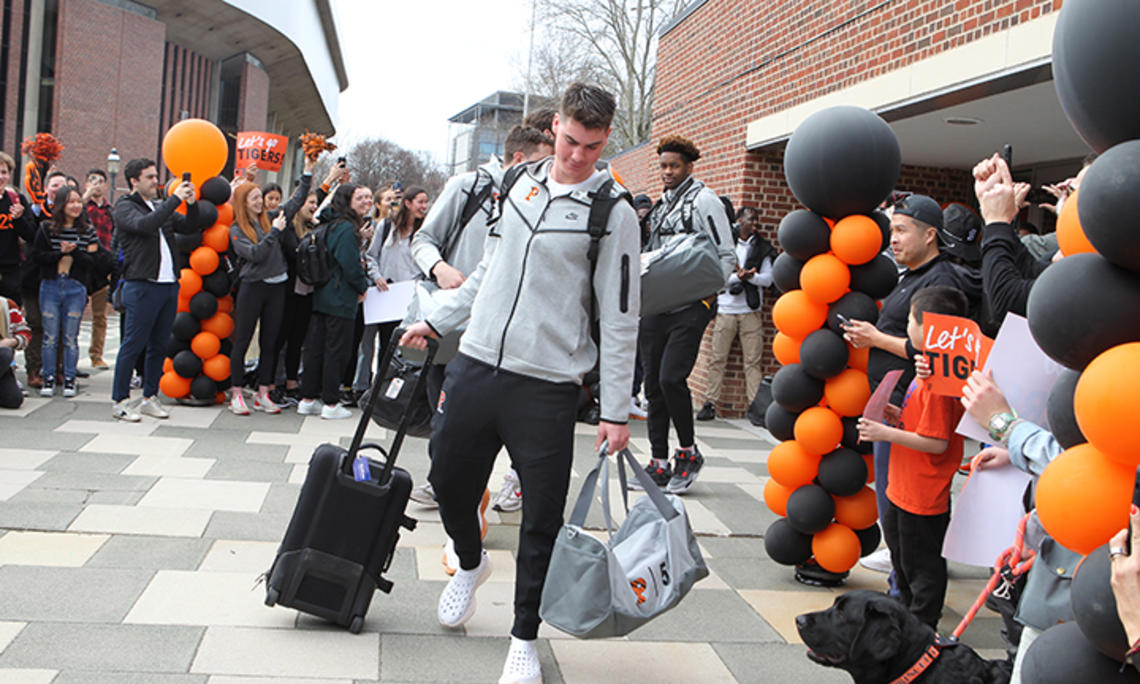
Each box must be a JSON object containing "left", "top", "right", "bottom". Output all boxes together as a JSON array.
[
  {"left": 271, "top": 289, "right": 312, "bottom": 384},
  {"left": 229, "top": 280, "right": 286, "bottom": 388},
  {"left": 428, "top": 353, "right": 578, "bottom": 640},
  {"left": 638, "top": 300, "right": 715, "bottom": 461},
  {"left": 881, "top": 499, "right": 951, "bottom": 629},
  {"left": 301, "top": 311, "right": 354, "bottom": 405}
]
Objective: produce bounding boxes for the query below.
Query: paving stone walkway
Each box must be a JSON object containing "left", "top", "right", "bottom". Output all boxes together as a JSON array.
[{"left": 0, "top": 317, "right": 1005, "bottom": 682}]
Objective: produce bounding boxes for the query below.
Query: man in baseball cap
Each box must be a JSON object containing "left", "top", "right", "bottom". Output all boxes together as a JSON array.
[{"left": 937, "top": 203, "right": 982, "bottom": 265}]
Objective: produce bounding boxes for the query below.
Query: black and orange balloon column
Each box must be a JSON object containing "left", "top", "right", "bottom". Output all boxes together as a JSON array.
[{"left": 762, "top": 105, "right": 900, "bottom": 583}]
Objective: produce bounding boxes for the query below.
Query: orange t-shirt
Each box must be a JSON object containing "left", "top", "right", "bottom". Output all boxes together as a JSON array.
[{"left": 886, "top": 379, "right": 965, "bottom": 516}]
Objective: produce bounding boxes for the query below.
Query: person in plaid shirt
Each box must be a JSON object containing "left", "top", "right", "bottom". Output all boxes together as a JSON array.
[
  {"left": 83, "top": 169, "right": 114, "bottom": 369},
  {"left": 1, "top": 296, "right": 31, "bottom": 407}
]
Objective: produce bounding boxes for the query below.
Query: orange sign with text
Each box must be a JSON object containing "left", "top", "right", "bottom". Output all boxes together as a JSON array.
[
  {"left": 921, "top": 313, "right": 994, "bottom": 397},
  {"left": 235, "top": 131, "right": 289, "bottom": 172}
]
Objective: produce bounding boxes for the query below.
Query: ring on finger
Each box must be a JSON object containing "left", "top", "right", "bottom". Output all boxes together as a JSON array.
[{"left": 1110, "top": 546, "right": 1128, "bottom": 560}]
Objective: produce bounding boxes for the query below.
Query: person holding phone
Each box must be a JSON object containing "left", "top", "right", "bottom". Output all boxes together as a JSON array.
[{"left": 226, "top": 182, "right": 290, "bottom": 414}]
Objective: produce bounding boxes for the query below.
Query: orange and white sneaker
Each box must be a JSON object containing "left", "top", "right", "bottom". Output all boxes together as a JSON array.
[
  {"left": 229, "top": 391, "right": 250, "bottom": 415},
  {"left": 253, "top": 392, "right": 281, "bottom": 414}
]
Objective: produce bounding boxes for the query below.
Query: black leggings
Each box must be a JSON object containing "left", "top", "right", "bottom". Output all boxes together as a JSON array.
[
  {"left": 0, "top": 347, "right": 23, "bottom": 409},
  {"left": 301, "top": 311, "right": 354, "bottom": 405},
  {"left": 271, "top": 288, "right": 312, "bottom": 384},
  {"left": 229, "top": 280, "right": 286, "bottom": 388}
]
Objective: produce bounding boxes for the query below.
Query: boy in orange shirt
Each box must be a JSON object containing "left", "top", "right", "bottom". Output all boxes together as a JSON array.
[{"left": 857, "top": 285, "right": 968, "bottom": 629}]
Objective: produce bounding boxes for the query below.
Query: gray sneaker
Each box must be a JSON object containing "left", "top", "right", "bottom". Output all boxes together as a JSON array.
[
  {"left": 410, "top": 481, "right": 438, "bottom": 508},
  {"left": 139, "top": 396, "right": 170, "bottom": 419},
  {"left": 111, "top": 399, "right": 141, "bottom": 422},
  {"left": 666, "top": 445, "right": 705, "bottom": 494}
]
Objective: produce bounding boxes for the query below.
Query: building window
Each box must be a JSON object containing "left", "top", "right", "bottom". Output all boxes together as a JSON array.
[
  {"left": 478, "top": 140, "right": 502, "bottom": 160},
  {"left": 37, "top": 0, "right": 59, "bottom": 133}
]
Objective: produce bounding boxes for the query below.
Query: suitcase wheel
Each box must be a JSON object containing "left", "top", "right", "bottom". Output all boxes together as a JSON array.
[
  {"left": 402, "top": 515, "right": 417, "bottom": 531},
  {"left": 377, "top": 576, "right": 394, "bottom": 594},
  {"left": 265, "top": 587, "right": 279, "bottom": 607},
  {"left": 350, "top": 615, "right": 364, "bottom": 634}
]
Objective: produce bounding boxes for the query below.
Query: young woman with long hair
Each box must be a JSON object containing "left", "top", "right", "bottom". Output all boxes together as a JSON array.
[{"left": 268, "top": 190, "right": 320, "bottom": 405}]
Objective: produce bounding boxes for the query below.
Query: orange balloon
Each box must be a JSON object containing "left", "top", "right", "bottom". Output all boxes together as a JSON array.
[
  {"left": 215, "top": 391, "right": 227, "bottom": 405},
  {"left": 833, "top": 486, "right": 878, "bottom": 529},
  {"left": 825, "top": 368, "right": 871, "bottom": 417},
  {"left": 159, "top": 371, "right": 191, "bottom": 399},
  {"left": 179, "top": 268, "right": 202, "bottom": 296},
  {"left": 772, "top": 290, "right": 829, "bottom": 339},
  {"left": 1056, "top": 189, "right": 1095, "bottom": 257},
  {"left": 1036, "top": 443, "right": 1133, "bottom": 555},
  {"left": 163, "top": 357, "right": 174, "bottom": 373},
  {"left": 202, "top": 353, "right": 231, "bottom": 382},
  {"left": 830, "top": 215, "right": 882, "bottom": 265},
  {"left": 763, "top": 478, "right": 795, "bottom": 517},
  {"left": 161, "top": 118, "right": 228, "bottom": 184},
  {"left": 215, "top": 202, "right": 234, "bottom": 227},
  {"left": 772, "top": 332, "right": 803, "bottom": 366},
  {"left": 201, "top": 311, "right": 234, "bottom": 339},
  {"left": 189, "top": 246, "right": 219, "bottom": 276},
  {"left": 812, "top": 523, "right": 862, "bottom": 573},
  {"left": 202, "top": 223, "right": 230, "bottom": 252},
  {"left": 794, "top": 406, "right": 844, "bottom": 456},
  {"left": 847, "top": 345, "right": 869, "bottom": 372},
  {"left": 800, "top": 253, "right": 850, "bottom": 304},
  {"left": 191, "top": 331, "right": 221, "bottom": 359},
  {"left": 863, "top": 452, "right": 875, "bottom": 483},
  {"left": 176, "top": 296, "right": 190, "bottom": 313},
  {"left": 216, "top": 295, "right": 234, "bottom": 314},
  {"left": 767, "top": 440, "right": 822, "bottom": 488},
  {"left": 1074, "top": 343, "right": 1140, "bottom": 466}
]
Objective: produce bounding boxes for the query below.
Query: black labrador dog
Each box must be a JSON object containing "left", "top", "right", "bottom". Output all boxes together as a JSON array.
[{"left": 796, "top": 591, "right": 1010, "bottom": 683}]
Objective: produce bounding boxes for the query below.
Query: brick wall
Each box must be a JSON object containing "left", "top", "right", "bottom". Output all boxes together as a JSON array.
[{"left": 3, "top": 0, "right": 28, "bottom": 159}]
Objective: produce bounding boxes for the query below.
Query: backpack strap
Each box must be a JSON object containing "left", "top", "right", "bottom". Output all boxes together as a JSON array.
[
  {"left": 585, "top": 178, "right": 632, "bottom": 322},
  {"left": 444, "top": 167, "right": 495, "bottom": 262}
]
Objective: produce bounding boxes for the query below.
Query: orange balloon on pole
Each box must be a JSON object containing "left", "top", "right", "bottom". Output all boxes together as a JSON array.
[
  {"left": 191, "top": 331, "right": 221, "bottom": 359},
  {"left": 825, "top": 368, "right": 871, "bottom": 417},
  {"left": 812, "top": 523, "right": 861, "bottom": 573},
  {"left": 772, "top": 332, "right": 803, "bottom": 366},
  {"left": 189, "top": 247, "right": 219, "bottom": 276},
  {"left": 1074, "top": 343, "right": 1140, "bottom": 466},
  {"left": 215, "top": 202, "right": 234, "bottom": 228},
  {"left": 1036, "top": 443, "right": 1133, "bottom": 555},
  {"left": 1056, "top": 190, "right": 1096, "bottom": 257},
  {"left": 794, "top": 406, "right": 844, "bottom": 456},
  {"left": 159, "top": 371, "right": 192, "bottom": 399},
  {"left": 830, "top": 215, "right": 882, "bottom": 265},
  {"left": 768, "top": 440, "right": 822, "bottom": 488},
  {"left": 216, "top": 295, "right": 234, "bottom": 314},
  {"left": 176, "top": 295, "right": 191, "bottom": 313},
  {"left": 763, "top": 478, "right": 796, "bottom": 517},
  {"left": 800, "top": 253, "right": 850, "bottom": 304},
  {"left": 833, "top": 486, "right": 878, "bottom": 530},
  {"left": 163, "top": 357, "right": 174, "bottom": 374},
  {"left": 847, "top": 345, "right": 869, "bottom": 372},
  {"left": 202, "top": 354, "right": 231, "bottom": 382},
  {"left": 202, "top": 223, "right": 230, "bottom": 252},
  {"left": 178, "top": 268, "right": 202, "bottom": 296},
  {"left": 773, "top": 290, "right": 829, "bottom": 339},
  {"left": 161, "top": 118, "right": 229, "bottom": 184},
  {"left": 201, "top": 311, "right": 234, "bottom": 339}
]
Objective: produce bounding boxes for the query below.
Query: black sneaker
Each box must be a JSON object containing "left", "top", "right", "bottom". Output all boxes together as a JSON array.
[
  {"left": 696, "top": 401, "right": 716, "bottom": 421},
  {"left": 339, "top": 388, "right": 358, "bottom": 408},
  {"left": 40, "top": 376, "right": 55, "bottom": 397},
  {"left": 628, "top": 460, "right": 672, "bottom": 491},
  {"left": 666, "top": 446, "right": 705, "bottom": 494},
  {"left": 272, "top": 388, "right": 299, "bottom": 408}
]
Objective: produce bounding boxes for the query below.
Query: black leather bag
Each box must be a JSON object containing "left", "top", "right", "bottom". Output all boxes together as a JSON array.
[{"left": 360, "top": 330, "right": 437, "bottom": 438}]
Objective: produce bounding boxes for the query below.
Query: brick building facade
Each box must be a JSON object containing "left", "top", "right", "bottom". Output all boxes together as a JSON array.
[{"left": 611, "top": 0, "right": 1081, "bottom": 417}]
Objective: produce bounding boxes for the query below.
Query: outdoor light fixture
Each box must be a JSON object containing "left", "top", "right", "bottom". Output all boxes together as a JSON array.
[{"left": 107, "top": 148, "right": 120, "bottom": 202}]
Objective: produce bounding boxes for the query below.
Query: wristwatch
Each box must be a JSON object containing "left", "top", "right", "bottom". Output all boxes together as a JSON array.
[{"left": 987, "top": 411, "right": 1018, "bottom": 444}]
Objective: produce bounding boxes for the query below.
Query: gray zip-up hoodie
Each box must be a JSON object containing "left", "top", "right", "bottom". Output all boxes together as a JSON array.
[
  {"left": 230, "top": 221, "right": 288, "bottom": 282},
  {"left": 645, "top": 176, "right": 736, "bottom": 282},
  {"left": 426, "top": 158, "right": 640, "bottom": 424},
  {"left": 411, "top": 158, "right": 505, "bottom": 279}
]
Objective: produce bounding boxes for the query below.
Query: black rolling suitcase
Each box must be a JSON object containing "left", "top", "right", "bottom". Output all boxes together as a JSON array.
[{"left": 264, "top": 330, "right": 437, "bottom": 633}]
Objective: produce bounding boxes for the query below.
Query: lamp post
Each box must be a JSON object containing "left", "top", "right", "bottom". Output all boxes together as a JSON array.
[{"left": 106, "top": 148, "right": 120, "bottom": 202}]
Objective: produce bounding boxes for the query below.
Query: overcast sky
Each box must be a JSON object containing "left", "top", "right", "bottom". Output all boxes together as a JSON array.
[{"left": 329, "top": 0, "right": 535, "bottom": 164}]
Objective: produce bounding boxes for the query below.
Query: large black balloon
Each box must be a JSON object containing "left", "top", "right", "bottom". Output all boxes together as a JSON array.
[
  {"left": 849, "top": 254, "right": 898, "bottom": 300},
  {"left": 771, "top": 364, "right": 825, "bottom": 413},
  {"left": 827, "top": 291, "right": 880, "bottom": 334},
  {"left": 784, "top": 106, "right": 901, "bottom": 219},
  {"left": 1047, "top": 368, "right": 1087, "bottom": 449},
  {"left": 870, "top": 211, "right": 891, "bottom": 253},
  {"left": 190, "top": 374, "right": 217, "bottom": 400},
  {"left": 174, "top": 231, "right": 202, "bottom": 252},
  {"left": 1027, "top": 253, "right": 1140, "bottom": 369},
  {"left": 219, "top": 338, "right": 233, "bottom": 357},
  {"left": 201, "top": 267, "right": 231, "bottom": 297},
  {"left": 799, "top": 329, "right": 849, "bottom": 380},
  {"left": 764, "top": 518, "right": 814, "bottom": 566},
  {"left": 1079, "top": 140, "right": 1140, "bottom": 271},
  {"left": 765, "top": 402, "right": 800, "bottom": 442},
  {"left": 1051, "top": 0, "right": 1140, "bottom": 154},
  {"left": 786, "top": 484, "right": 836, "bottom": 535},
  {"left": 189, "top": 291, "right": 218, "bottom": 321},
  {"left": 172, "top": 350, "right": 203, "bottom": 379},
  {"left": 817, "top": 447, "right": 868, "bottom": 497},
  {"left": 1020, "top": 622, "right": 1138, "bottom": 684},
  {"left": 772, "top": 253, "right": 805, "bottom": 294},
  {"left": 855, "top": 524, "right": 881, "bottom": 558},
  {"left": 172, "top": 312, "right": 201, "bottom": 341},
  {"left": 777, "top": 210, "right": 831, "bottom": 261},
  {"left": 200, "top": 176, "right": 232, "bottom": 206},
  {"left": 167, "top": 334, "right": 190, "bottom": 358},
  {"left": 841, "top": 416, "right": 873, "bottom": 455},
  {"left": 1072, "top": 543, "right": 1129, "bottom": 662},
  {"left": 194, "top": 200, "right": 219, "bottom": 231}
]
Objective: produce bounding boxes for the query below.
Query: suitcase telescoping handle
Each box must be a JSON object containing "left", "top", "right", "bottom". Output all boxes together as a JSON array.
[{"left": 347, "top": 327, "right": 438, "bottom": 484}]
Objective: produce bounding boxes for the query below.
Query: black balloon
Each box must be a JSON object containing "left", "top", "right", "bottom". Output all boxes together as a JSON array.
[
  {"left": 849, "top": 254, "right": 898, "bottom": 300},
  {"left": 800, "top": 329, "right": 849, "bottom": 380},
  {"left": 841, "top": 416, "right": 873, "bottom": 455},
  {"left": 194, "top": 200, "right": 218, "bottom": 231},
  {"left": 200, "top": 176, "right": 232, "bottom": 206},
  {"left": 219, "top": 338, "right": 233, "bottom": 357},
  {"left": 772, "top": 364, "right": 825, "bottom": 413},
  {"left": 189, "top": 291, "right": 218, "bottom": 321},
  {"left": 870, "top": 211, "right": 891, "bottom": 253},
  {"left": 1051, "top": 0, "right": 1140, "bottom": 154},
  {"left": 778, "top": 210, "right": 831, "bottom": 261},
  {"left": 1027, "top": 253, "right": 1140, "bottom": 369},
  {"left": 1020, "top": 621, "right": 1138, "bottom": 684},
  {"left": 772, "top": 253, "right": 805, "bottom": 294},
  {"left": 818, "top": 447, "right": 868, "bottom": 497},
  {"left": 201, "top": 267, "right": 231, "bottom": 297},
  {"left": 784, "top": 106, "right": 901, "bottom": 219},
  {"left": 1072, "top": 543, "right": 1129, "bottom": 662},
  {"left": 764, "top": 518, "right": 814, "bottom": 566},
  {"left": 172, "top": 350, "right": 203, "bottom": 379},
  {"left": 1079, "top": 140, "right": 1140, "bottom": 271},
  {"left": 167, "top": 335, "right": 190, "bottom": 358},
  {"left": 1047, "top": 369, "right": 1087, "bottom": 449},
  {"left": 174, "top": 231, "right": 202, "bottom": 252},
  {"left": 172, "top": 312, "right": 200, "bottom": 341},
  {"left": 827, "top": 291, "right": 880, "bottom": 334},
  {"left": 855, "top": 524, "right": 882, "bottom": 558},
  {"left": 190, "top": 374, "right": 217, "bottom": 400},
  {"left": 786, "top": 484, "right": 836, "bottom": 535},
  {"left": 765, "top": 402, "right": 800, "bottom": 442}
]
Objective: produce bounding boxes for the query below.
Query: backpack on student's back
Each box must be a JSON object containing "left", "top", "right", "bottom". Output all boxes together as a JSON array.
[{"left": 296, "top": 223, "right": 335, "bottom": 287}]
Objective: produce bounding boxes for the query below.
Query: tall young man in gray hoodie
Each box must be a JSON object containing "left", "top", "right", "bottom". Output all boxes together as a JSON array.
[{"left": 401, "top": 83, "right": 639, "bottom": 684}]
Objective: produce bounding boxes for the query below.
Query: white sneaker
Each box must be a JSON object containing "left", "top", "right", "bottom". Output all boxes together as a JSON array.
[
  {"left": 437, "top": 550, "right": 492, "bottom": 628},
  {"left": 111, "top": 398, "right": 141, "bottom": 422},
  {"left": 297, "top": 398, "right": 321, "bottom": 415},
  {"left": 859, "top": 546, "right": 892, "bottom": 573},
  {"left": 229, "top": 391, "right": 250, "bottom": 415},
  {"left": 410, "top": 482, "right": 438, "bottom": 508},
  {"left": 253, "top": 393, "right": 281, "bottom": 414},
  {"left": 442, "top": 538, "right": 460, "bottom": 576},
  {"left": 492, "top": 472, "right": 522, "bottom": 512},
  {"left": 629, "top": 396, "right": 648, "bottom": 420},
  {"left": 499, "top": 636, "right": 542, "bottom": 684},
  {"left": 138, "top": 396, "right": 170, "bottom": 419},
  {"left": 320, "top": 403, "right": 352, "bottom": 420}
]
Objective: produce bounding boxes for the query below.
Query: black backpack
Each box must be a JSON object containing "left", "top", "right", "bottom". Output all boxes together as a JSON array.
[{"left": 296, "top": 222, "right": 335, "bottom": 287}]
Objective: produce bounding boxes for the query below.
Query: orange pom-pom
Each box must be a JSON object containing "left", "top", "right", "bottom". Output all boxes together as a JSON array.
[
  {"left": 830, "top": 215, "right": 882, "bottom": 265},
  {"left": 202, "top": 223, "right": 230, "bottom": 252},
  {"left": 1056, "top": 190, "right": 1095, "bottom": 257},
  {"left": 1036, "top": 443, "right": 1133, "bottom": 555},
  {"left": 794, "top": 406, "right": 844, "bottom": 456},
  {"left": 763, "top": 478, "right": 796, "bottom": 517},
  {"left": 825, "top": 368, "right": 871, "bottom": 417},
  {"left": 833, "top": 486, "right": 878, "bottom": 529},
  {"left": 767, "top": 440, "right": 822, "bottom": 488},
  {"left": 772, "top": 332, "right": 803, "bottom": 366},
  {"left": 191, "top": 332, "right": 221, "bottom": 359},
  {"left": 800, "top": 253, "right": 850, "bottom": 304},
  {"left": 159, "top": 371, "right": 191, "bottom": 399},
  {"left": 201, "top": 311, "right": 234, "bottom": 339},
  {"left": 812, "top": 523, "right": 862, "bottom": 573},
  {"left": 202, "top": 354, "right": 231, "bottom": 382},
  {"left": 773, "top": 290, "right": 829, "bottom": 339},
  {"left": 215, "top": 202, "right": 234, "bottom": 227},
  {"left": 189, "top": 247, "right": 219, "bottom": 276}
]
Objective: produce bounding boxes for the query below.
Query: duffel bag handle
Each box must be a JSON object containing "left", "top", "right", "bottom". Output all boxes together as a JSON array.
[{"left": 568, "top": 442, "right": 680, "bottom": 536}]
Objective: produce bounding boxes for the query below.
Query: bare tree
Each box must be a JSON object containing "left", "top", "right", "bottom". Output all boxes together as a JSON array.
[
  {"left": 311, "top": 137, "right": 448, "bottom": 199},
  {"left": 514, "top": 29, "right": 606, "bottom": 103}
]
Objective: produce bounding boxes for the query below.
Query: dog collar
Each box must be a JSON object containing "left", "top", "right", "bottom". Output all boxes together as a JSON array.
[{"left": 890, "top": 635, "right": 956, "bottom": 684}]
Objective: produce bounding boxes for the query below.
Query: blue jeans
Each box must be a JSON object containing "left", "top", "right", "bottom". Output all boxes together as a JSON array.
[
  {"left": 39, "top": 276, "right": 87, "bottom": 382},
  {"left": 112, "top": 281, "right": 178, "bottom": 402}
]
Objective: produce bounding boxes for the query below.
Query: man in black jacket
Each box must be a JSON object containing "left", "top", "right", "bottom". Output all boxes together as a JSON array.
[{"left": 110, "top": 158, "right": 196, "bottom": 421}]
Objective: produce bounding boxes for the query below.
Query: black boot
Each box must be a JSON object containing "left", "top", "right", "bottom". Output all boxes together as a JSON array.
[{"left": 696, "top": 401, "right": 716, "bottom": 421}]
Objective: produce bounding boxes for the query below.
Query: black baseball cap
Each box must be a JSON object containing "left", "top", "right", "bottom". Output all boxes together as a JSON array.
[
  {"left": 892, "top": 194, "right": 944, "bottom": 231},
  {"left": 633, "top": 194, "right": 652, "bottom": 210},
  {"left": 939, "top": 203, "right": 982, "bottom": 264}
]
